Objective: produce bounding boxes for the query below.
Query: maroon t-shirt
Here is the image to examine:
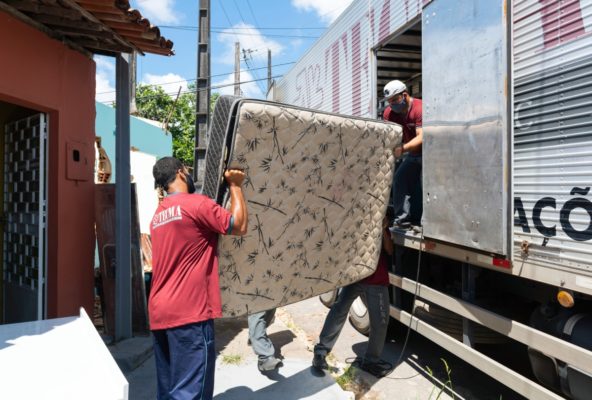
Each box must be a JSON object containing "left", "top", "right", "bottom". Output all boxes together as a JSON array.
[
  {"left": 383, "top": 98, "right": 423, "bottom": 155},
  {"left": 149, "top": 193, "right": 231, "bottom": 330},
  {"left": 362, "top": 230, "right": 391, "bottom": 286}
]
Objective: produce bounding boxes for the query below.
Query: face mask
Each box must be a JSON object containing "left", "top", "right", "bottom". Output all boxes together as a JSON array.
[
  {"left": 185, "top": 173, "right": 196, "bottom": 194},
  {"left": 390, "top": 99, "right": 407, "bottom": 114}
]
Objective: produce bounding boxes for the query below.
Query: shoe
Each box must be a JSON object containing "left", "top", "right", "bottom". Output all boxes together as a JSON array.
[
  {"left": 258, "top": 356, "right": 282, "bottom": 372},
  {"left": 358, "top": 360, "right": 393, "bottom": 378},
  {"left": 391, "top": 220, "right": 411, "bottom": 230},
  {"left": 312, "top": 354, "right": 329, "bottom": 371}
]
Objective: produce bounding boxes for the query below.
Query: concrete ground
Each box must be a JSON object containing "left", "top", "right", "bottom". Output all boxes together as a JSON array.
[
  {"left": 283, "top": 296, "right": 525, "bottom": 400},
  {"left": 120, "top": 311, "right": 352, "bottom": 400},
  {"left": 119, "top": 296, "right": 526, "bottom": 400}
]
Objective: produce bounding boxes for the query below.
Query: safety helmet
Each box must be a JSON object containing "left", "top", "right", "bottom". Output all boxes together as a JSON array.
[{"left": 383, "top": 80, "right": 407, "bottom": 101}]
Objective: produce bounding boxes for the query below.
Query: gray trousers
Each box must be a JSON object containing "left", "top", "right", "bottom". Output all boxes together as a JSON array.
[
  {"left": 248, "top": 309, "right": 276, "bottom": 360},
  {"left": 314, "top": 283, "right": 389, "bottom": 363}
]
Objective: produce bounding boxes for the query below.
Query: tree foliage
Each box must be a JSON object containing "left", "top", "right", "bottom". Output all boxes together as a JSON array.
[{"left": 134, "top": 83, "right": 221, "bottom": 167}]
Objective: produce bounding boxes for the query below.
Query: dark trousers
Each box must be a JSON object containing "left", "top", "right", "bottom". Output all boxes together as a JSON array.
[
  {"left": 152, "top": 319, "right": 216, "bottom": 400},
  {"left": 392, "top": 154, "right": 423, "bottom": 224},
  {"left": 314, "top": 283, "right": 389, "bottom": 363}
]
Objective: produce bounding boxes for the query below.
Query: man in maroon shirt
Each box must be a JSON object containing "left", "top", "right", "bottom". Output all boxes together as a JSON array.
[
  {"left": 382, "top": 80, "right": 423, "bottom": 227},
  {"left": 312, "top": 208, "right": 394, "bottom": 377},
  {"left": 149, "top": 157, "right": 247, "bottom": 400}
]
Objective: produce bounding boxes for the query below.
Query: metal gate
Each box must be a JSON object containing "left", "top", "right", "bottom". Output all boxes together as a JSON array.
[{"left": 3, "top": 114, "right": 47, "bottom": 323}]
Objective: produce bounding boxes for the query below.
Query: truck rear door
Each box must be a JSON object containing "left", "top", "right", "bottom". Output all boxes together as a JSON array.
[{"left": 422, "top": 0, "right": 512, "bottom": 256}]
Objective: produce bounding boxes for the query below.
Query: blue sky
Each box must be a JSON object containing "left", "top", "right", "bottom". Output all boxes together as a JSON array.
[{"left": 95, "top": 0, "right": 353, "bottom": 103}]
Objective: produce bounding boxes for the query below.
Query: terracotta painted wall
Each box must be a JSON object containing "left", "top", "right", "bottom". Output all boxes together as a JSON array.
[{"left": 0, "top": 11, "right": 96, "bottom": 318}]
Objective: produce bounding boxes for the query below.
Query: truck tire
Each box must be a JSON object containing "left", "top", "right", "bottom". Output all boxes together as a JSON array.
[
  {"left": 348, "top": 297, "right": 370, "bottom": 336},
  {"left": 319, "top": 289, "right": 339, "bottom": 308}
]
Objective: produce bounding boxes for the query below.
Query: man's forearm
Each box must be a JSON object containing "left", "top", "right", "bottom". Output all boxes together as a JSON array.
[
  {"left": 383, "top": 230, "right": 394, "bottom": 256},
  {"left": 229, "top": 185, "right": 248, "bottom": 235},
  {"left": 403, "top": 131, "right": 423, "bottom": 153}
]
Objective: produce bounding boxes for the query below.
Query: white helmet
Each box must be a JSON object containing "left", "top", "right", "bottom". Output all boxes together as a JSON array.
[{"left": 383, "top": 80, "right": 407, "bottom": 101}]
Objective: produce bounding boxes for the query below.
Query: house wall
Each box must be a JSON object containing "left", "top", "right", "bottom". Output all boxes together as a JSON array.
[
  {"left": 95, "top": 101, "right": 172, "bottom": 170},
  {"left": 0, "top": 11, "right": 96, "bottom": 318}
]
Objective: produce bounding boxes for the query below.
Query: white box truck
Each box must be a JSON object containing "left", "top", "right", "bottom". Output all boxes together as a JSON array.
[{"left": 271, "top": 1, "right": 592, "bottom": 398}]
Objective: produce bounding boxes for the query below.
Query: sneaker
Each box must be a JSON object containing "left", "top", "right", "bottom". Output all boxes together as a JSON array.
[
  {"left": 391, "top": 220, "right": 411, "bottom": 230},
  {"left": 258, "top": 356, "right": 282, "bottom": 372},
  {"left": 312, "top": 354, "right": 329, "bottom": 371}
]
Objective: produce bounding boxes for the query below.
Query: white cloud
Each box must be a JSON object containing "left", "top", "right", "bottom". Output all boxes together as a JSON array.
[
  {"left": 133, "top": 0, "right": 178, "bottom": 24},
  {"left": 291, "top": 0, "right": 353, "bottom": 23},
  {"left": 96, "top": 72, "right": 116, "bottom": 104},
  {"left": 290, "top": 38, "right": 304, "bottom": 48},
  {"left": 217, "top": 23, "right": 283, "bottom": 65},
  {"left": 212, "top": 70, "right": 263, "bottom": 99},
  {"left": 142, "top": 73, "right": 189, "bottom": 96},
  {"left": 95, "top": 56, "right": 116, "bottom": 104},
  {"left": 95, "top": 56, "right": 115, "bottom": 72}
]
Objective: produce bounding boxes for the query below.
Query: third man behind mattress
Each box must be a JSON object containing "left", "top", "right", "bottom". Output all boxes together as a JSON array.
[{"left": 382, "top": 80, "right": 423, "bottom": 229}]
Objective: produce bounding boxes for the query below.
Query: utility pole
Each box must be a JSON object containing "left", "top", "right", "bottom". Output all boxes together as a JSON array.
[
  {"left": 234, "top": 42, "right": 240, "bottom": 96},
  {"left": 267, "top": 49, "right": 272, "bottom": 95},
  {"left": 115, "top": 53, "right": 132, "bottom": 341},
  {"left": 193, "top": 0, "right": 210, "bottom": 189}
]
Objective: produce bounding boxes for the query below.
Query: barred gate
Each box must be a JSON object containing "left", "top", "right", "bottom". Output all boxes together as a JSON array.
[{"left": 3, "top": 114, "right": 47, "bottom": 323}]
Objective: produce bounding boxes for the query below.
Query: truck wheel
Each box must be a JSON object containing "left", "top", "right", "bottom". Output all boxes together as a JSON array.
[
  {"left": 349, "top": 297, "right": 370, "bottom": 336},
  {"left": 319, "top": 289, "right": 339, "bottom": 308}
]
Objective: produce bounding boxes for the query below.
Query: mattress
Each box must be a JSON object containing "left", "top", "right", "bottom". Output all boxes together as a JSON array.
[{"left": 203, "top": 97, "right": 402, "bottom": 317}]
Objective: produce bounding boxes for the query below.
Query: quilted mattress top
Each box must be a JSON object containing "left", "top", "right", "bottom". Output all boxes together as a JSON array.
[{"left": 208, "top": 98, "right": 402, "bottom": 317}]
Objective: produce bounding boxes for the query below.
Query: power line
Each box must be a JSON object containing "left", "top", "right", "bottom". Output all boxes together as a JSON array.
[
  {"left": 98, "top": 74, "right": 285, "bottom": 104},
  {"left": 242, "top": 51, "right": 266, "bottom": 96},
  {"left": 311, "top": 3, "right": 352, "bottom": 20},
  {"left": 218, "top": 0, "right": 240, "bottom": 42},
  {"left": 159, "top": 25, "right": 320, "bottom": 39},
  {"left": 232, "top": 0, "right": 266, "bottom": 96},
  {"left": 214, "top": 29, "right": 320, "bottom": 39},
  {"left": 159, "top": 25, "right": 327, "bottom": 30},
  {"left": 246, "top": 0, "right": 261, "bottom": 28},
  {"left": 213, "top": 30, "right": 319, "bottom": 39},
  {"left": 232, "top": 0, "right": 248, "bottom": 25},
  {"left": 95, "top": 61, "right": 296, "bottom": 94}
]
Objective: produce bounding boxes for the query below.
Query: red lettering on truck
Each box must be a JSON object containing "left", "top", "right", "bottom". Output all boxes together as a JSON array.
[{"left": 539, "top": 0, "right": 586, "bottom": 49}]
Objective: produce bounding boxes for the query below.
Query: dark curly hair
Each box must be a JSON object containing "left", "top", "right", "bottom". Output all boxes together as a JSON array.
[{"left": 153, "top": 156, "right": 183, "bottom": 192}]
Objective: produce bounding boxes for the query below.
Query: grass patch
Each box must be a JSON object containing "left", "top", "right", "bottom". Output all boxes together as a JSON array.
[
  {"left": 336, "top": 366, "right": 373, "bottom": 397},
  {"left": 221, "top": 354, "right": 243, "bottom": 365},
  {"left": 336, "top": 366, "right": 358, "bottom": 389},
  {"left": 285, "top": 320, "right": 297, "bottom": 331}
]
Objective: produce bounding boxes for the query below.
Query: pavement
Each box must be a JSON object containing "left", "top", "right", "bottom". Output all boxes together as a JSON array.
[
  {"left": 283, "top": 297, "right": 525, "bottom": 400},
  {"left": 111, "top": 296, "right": 524, "bottom": 400},
  {"left": 110, "top": 308, "right": 353, "bottom": 400}
]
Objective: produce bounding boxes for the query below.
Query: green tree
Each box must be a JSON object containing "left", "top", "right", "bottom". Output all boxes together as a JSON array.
[
  {"left": 210, "top": 92, "right": 220, "bottom": 114},
  {"left": 134, "top": 84, "right": 222, "bottom": 167}
]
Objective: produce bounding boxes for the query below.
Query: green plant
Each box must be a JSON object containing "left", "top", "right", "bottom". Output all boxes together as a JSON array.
[
  {"left": 426, "top": 358, "right": 454, "bottom": 399},
  {"left": 134, "top": 84, "right": 221, "bottom": 167},
  {"left": 336, "top": 366, "right": 357, "bottom": 388}
]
